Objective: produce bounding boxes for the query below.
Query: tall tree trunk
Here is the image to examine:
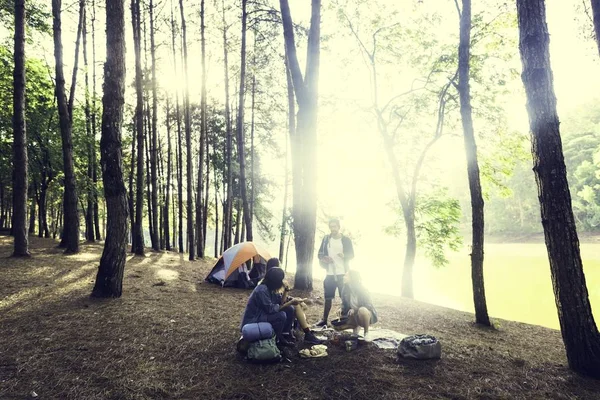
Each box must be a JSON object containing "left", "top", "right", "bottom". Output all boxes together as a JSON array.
[
  {"left": 0, "top": 183, "right": 5, "bottom": 229},
  {"left": 172, "top": 166, "right": 177, "bottom": 250},
  {"left": 68, "top": 0, "right": 85, "bottom": 122},
  {"left": 236, "top": 0, "right": 252, "bottom": 243},
  {"left": 142, "top": 10, "right": 155, "bottom": 248},
  {"left": 12, "top": 0, "right": 29, "bottom": 256},
  {"left": 213, "top": 158, "right": 220, "bottom": 258},
  {"left": 234, "top": 201, "right": 241, "bottom": 245},
  {"left": 37, "top": 189, "right": 42, "bottom": 237},
  {"left": 222, "top": 0, "right": 233, "bottom": 250},
  {"left": 149, "top": 0, "right": 160, "bottom": 251},
  {"left": 279, "top": 0, "right": 321, "bottom": 290},
  {"left": 203, "top": 139, "right": 209, "bottom": 250},
  {"left": 171, "top": 0, "right": 184, "bottom": 253},
  {"left": 279, "top": 55, "right": 294, "bottom": 262},
  {"left": 39, "top": 177, "right": 50, "bottom": 238},
  {"left": 240, "top": 207, "right": 246, "bottom": 242},
  {"left": 249, "top": 33, "right": 256, "bottom": 231},
  {"left": 144, "top": 124, "right": 153, "bottom": 241},
  {"left": 517, "top": 0, "right": 600, "bottom": 378},
  {"left": 91, "top": 0, "right": 101, "bottom": 241},
  {"left": 457, "top": 0, "right": 490, "bottom": 326},
  {"left": 83, "top": 2, "right": 95, "bottom": 243},
  {"left": 28, "top": 189, "right": 36, "bottom": 235},
  {"left": 132, "top": 0, "right": 145, "bottom": 255},
  {"left": 179, "top": 0, "right": 195, "bottom": 260},
  {"left": 165, "top": 98, "right": 172, "bottom": 251},
  {"left": 171, "top": 3, "right": 184, "bottom": 253},
  {"left": 158, "top": 137, "right": 165, "bottom": 249},
  {"left": 92, "top": 0, "right": 129, "bottom": 298},
  {"left": 128, "top": 121, "right": 135, "bottom": 246},
  {"left": 53, "top": 0, "right": 80, "bottom": 254},
  {"left": 401, "top": 201, "right": 416, "bottom": 299},
  {"left": 195, "top": 0, "right": 208, "bottom": 258}
]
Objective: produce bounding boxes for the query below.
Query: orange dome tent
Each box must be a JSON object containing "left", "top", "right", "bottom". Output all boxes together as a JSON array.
[{"left": 205, "top": 242, "right": 271, "bottom": 287}]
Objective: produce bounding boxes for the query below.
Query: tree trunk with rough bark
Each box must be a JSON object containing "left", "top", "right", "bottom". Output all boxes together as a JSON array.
[
  {"left": 279, "top": 54, "right": 293, "bottom": 262},
  {"left": 132, "top": 0, "right": 145, "bottom": 255},
  {"left": 28, "top": 188, "right": 36, "bottom": 235},
  {"left": 83, "top": 2, "right": 95, "bottom": 243},
  {"left": 249, "top": 31, "right": 257, "bottom": 233},
  {"left": 169, "top": 2, "right": 184, "bottom": 253},
  {"left": 144, "top": 123, "right": 153, "bottom": 240},
  {"left": 128, "top": 123, "right": 135, "bottom": 246},
  {"left": 222, "top": 0, "right": 233, "bottom": 250},
  {"left": 457, "top": 0, "right": 490, "bottom": 326},
  {"left": 92, "top": 0, "right": 128, "bottom": 298},
  {"left": 149, "top": 0, "right": 159, "bottom": 251},
  {"left": 68, "top": 0, "right": 84, "bottom": 123},
  {"left": 12, "top": 0, "right": 29, "bottom": 257},
  {"left": 279, "top": 0, "right": 321, "bottom": 290},
  {"left": 53, "top": 0, "right": 80, "bottom": 254},
  {"left": 234, "top": 201, "right": 241, "bottom": 245},
  {"left": 517, "top": 0, "right": 600, "bottom": 378},
  {"left": 213, "top": 153, "right": 219, "bottom": 258},
  {"left": 91, "top": 0, "right": 101, "bottom": 241},
  {"left": 165, "top": 98, "right": 172, "bottom": 251},
  {"left": 180, "top": 0, "right": 195, "bottom": 260},
  {"left": 236, "top": 0, "right": 252, "bottom": 242},
  {"left": 195, "top": 0, "right": 208, "bottom": 257}
]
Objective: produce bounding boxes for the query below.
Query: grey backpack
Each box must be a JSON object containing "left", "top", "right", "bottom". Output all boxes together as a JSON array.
[{"left": 398, "top": 334, "right": 441, "bottom": 359}]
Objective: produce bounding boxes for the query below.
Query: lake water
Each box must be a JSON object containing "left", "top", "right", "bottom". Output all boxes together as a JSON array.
[{"left": 344, "top": 238, "right": 600, "bottom": 330}]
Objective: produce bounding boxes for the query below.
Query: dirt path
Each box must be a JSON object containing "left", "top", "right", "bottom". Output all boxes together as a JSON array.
[{"left": 1, "top": 236, "right": 599, "bottom": 399}]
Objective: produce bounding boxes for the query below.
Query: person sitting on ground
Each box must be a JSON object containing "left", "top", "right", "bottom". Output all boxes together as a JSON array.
[
  {"left": 341, "top": 270, "right": 378, "bottom": 341},
  {"left": 248, "top": 255, "right": 266, "bottom": 286},
  {"left": 240, "top": 267, "right": 322, "bottom": 347},
  {"left": 276, "top": 281, "right": 322, "bottom": 344},
  {"left": 266, "top": 257, "right": 281, "bottom": 272}
]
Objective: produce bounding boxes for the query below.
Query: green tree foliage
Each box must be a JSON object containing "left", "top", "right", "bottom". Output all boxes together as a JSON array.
[
  {"left": 562, "top": 101, "right": 600, "bottom": 231},
  {"left": 0, "top": 44, "right": 59, "bottom": 199},
  {"left": 0, "top": 0, "right": 50, "bottom": 34},
  {"left": 386, "top": 188, "right": 462, "bottom": 268},
  {"left": 484, "top": 100, "right": 600, "bottom": 235}
]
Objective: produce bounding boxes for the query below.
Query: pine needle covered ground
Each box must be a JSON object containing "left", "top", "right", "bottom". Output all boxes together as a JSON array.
[{"left": 1, "top": 235, "right": 599, "bottom": 399}]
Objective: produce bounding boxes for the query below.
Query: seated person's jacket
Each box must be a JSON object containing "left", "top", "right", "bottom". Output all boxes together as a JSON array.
[{"left": 341, "top": 283, "right": 378, "bottom": 324}]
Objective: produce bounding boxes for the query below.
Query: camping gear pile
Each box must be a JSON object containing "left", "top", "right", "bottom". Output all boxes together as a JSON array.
[
  {"left": 205, "top": 242, "right": 270, "bottom": 288},
  {"left": 239, "top": 322, "right": 282, "bottom": 363},
  {"left": 397, "top": 334, "right": 442, "bottom": 359}
]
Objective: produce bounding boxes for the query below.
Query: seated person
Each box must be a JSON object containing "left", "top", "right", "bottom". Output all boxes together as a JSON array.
[
  {"left": 240, "top": 267, "right": 321, "bottom": 347},
  {"left": 276, "top": 281, "right": 322, "bottom": 345},
  {"left": 248, "top": 255, "right": 266, "bottom": 285},
  {"left": 341, "top": 270, "right": 378, "bottom": 340},
  {"left": 266, "top": 257, "right": 281, "bottom": 272}
]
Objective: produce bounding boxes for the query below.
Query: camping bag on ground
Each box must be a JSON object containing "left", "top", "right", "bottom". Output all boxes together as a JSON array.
[
  {"left": 236, "top": 336, "right": 249, "bottom": 355},
  {"left": 241, "top": 322, "right": 274, "bottom": 342},
  {"left": 398, "top": 334, "right": 441, "bottom": 359},
  {"left": 331, "top": 317, "right": 351, "bottom": 331},
  {"left": 246, "top": 336, "right": 281, "bottom": 363}
]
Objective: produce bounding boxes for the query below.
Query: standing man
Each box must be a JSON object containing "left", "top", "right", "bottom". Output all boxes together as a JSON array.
[{"left": 315, "top": 218, "right": 354, "bottom": 328}]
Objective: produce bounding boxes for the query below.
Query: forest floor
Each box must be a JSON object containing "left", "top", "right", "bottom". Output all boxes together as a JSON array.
[{"left": 1, "top": 236, "right": 600, "bottom": 400}]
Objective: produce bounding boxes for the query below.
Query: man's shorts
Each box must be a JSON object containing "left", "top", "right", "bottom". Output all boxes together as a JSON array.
[{"left": 324, "top": 274, "right": 345, "bottom": 300}]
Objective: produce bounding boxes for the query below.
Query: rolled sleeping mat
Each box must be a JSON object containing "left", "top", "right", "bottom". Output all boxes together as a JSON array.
[{"left": 242, "top": 322, "right": 274, "bottom": 342}]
